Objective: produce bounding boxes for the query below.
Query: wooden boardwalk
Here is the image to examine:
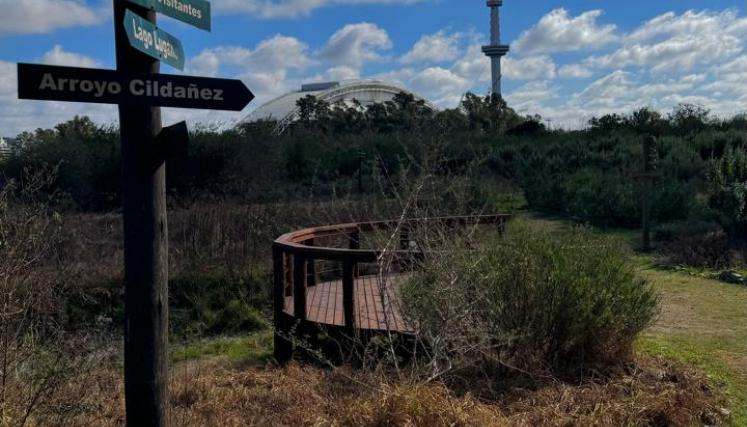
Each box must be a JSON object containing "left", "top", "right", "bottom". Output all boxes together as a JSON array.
[
  {"left": 283, "top": 273, "right": 412, "bottom": 332},
  {"left": 272, "top": 214, "right": 511, "bottom": 362}
]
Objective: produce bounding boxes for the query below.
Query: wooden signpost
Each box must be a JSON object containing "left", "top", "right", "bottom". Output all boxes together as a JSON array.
[
  {"left": 17, "top": 1, "right": 253, "bottom": 425},
  {"left": 18, "top": 63, "right": 254, "bottom": 110}
]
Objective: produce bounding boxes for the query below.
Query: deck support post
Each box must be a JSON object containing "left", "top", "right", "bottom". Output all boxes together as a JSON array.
[
  {"left": 349, "top": 229, "right": 360, "bottom": 278},
  {"left": 342, "top": 258, "right": 356, "bottom": 332},
  {"left": 273, "top": 246, "right": 292, "bottom": 363},
  {"left": 283, "top": 254, "right": 292, "bottom": 296},
  {"left": 307, "top": 238, "right": 316, "bottom": 287},
  {"left": 293, "top": 255, "right": 307, "bottom": 321}
]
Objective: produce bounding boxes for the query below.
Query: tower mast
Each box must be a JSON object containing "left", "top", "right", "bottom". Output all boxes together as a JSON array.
[{"left": 482, "top": 0, "right": 510, "bottom": 97}]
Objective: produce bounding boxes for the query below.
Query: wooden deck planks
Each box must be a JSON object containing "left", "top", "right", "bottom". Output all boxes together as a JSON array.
[{"left": 284, "top": 274, "right": 412, "bottom": 332}]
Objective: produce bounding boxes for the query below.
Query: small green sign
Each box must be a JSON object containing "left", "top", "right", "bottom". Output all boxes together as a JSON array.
[
  {"left": 127, "top": 0, "right": 211, "bottom": 32},
  {"left": 124, "top": 9, "right": 185, "bottom": 70}
]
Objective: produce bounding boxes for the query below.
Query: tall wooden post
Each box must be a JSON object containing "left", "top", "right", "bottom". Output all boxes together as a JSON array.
[
  {"left": 273, "top": 246, "right": 292, "bottom": 363},
  {"left": 641, "top": 135, "right": 655, "bottom": 252},
  {"left": 114, "top": 1, "right": 169, "bottom": 425}
]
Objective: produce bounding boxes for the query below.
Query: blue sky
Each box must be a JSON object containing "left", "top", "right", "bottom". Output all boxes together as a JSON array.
[{"left": 1, "top": 0, "right": 746, "bottom": 134}]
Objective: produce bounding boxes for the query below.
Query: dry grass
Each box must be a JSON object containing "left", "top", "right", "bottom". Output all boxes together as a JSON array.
[
  {"left": 1, "top": 195, "right": 732, "bottom": 426},
  {"left": 53, "top": 198, "right": 399, "bottom": 284},
  {"left": 24, "top": 353, "right": 725, "bottom": 427}
]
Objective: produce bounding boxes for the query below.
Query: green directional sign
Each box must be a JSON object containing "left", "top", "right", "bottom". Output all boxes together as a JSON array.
[
  {"left": 127, "top": 0, "right": 211, "bottom": 32},
  {"left": 124, "top": 9, "right": 185, "bottom": 70}
]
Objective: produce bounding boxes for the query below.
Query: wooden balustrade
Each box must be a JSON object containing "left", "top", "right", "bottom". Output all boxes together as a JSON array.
[{"left": 272, "top": 214, "right": 512, "bottom": 363}]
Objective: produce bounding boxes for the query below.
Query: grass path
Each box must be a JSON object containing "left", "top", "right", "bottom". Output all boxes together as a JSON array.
[
  {"left": 527, "top": 215, "right": 747, "bottom": 424},
  {"left": 636, "top": 266, "right": 747, "bottom": 425}
]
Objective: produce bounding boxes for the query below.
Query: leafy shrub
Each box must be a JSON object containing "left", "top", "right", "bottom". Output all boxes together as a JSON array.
[
  {"left": 401, "top": 220, "right": 658, "bottom": 378},
  {"left": 561, "top": 168, "right": 639, "bottom": 227}
]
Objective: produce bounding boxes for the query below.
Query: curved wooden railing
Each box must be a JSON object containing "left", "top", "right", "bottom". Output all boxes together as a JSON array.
[{"left": 272, "top": 214, "right": 512, "bottom": 362}]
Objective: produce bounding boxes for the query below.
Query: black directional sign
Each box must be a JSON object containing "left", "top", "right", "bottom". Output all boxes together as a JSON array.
[{"left": 17, "top": 63, "right": 254, "bottom": 111}]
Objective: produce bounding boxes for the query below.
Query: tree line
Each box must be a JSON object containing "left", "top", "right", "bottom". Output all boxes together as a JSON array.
[{"left": 2, "top": 92, "right": 747, "bottom": 264}]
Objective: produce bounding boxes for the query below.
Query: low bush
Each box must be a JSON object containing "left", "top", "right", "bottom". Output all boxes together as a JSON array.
[
  {"left": 169, "top": 270, "right": 271, "bottom": 338},
  {"left": 662, "top": 230, "right": 732, "bottom": 268},
  {"left": 63, "top": 270, "right": 272, "bottom": 338},
  {"left": 401, "top": 220, "right": 658, "bottom": 379}
]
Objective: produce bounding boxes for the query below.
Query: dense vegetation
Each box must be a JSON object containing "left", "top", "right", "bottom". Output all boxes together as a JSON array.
[
  {"left": 2, "top": 92, "right": 746, "bottom": 266},
  {"left": 0, "top": 93, "right": 743, "bottom": 425}
]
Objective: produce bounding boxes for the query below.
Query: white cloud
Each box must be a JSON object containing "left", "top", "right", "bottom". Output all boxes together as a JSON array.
[
  {"left": 506, "top": 81, "right": 557, "bottom": 113},
  {"left": 628, "top": 9, "right": 746, "bottom": 43},
  {"left": 0, "top": 61, "right": 16, "bottom": 97},
  {"left": 514, "top": 9, "right": 617, "bottom": 55},
  {"left": 323, "top": 66, "right": 360, "bottom": 81},
  {"left": 702, "top": 57, "right": 747, "bottom": 100},
  {"left": 573, "top": 70, "right": 632, "bottom": 108},
  {"left": 451, "top": 44, "right": 490, "bottom": 83},
  {"left": 252, "top": 36, "right": 315, "bottom": 71},
  {"left": 0, "top": 0, "right": 105, "bottom": 35},
  {"left": 371, "top": 68, "right": 416, "bottom": 88},
  {"left": 636, "top": 75, "right": 702, "bottom": 98},
  {"left": 717, "top": 55, "right": 747, "bottom": 75},
  {"left": 585, "top": 9, "right": 747, "bottom": 73},
  {"left": 558, "top": 64, "right": 593, "bottom": 79},
  {"left": 212, "top": 0, "right": 421, "bottom": 19},
  {"left": 511, "top": 8, "right": 747, "bottom": 128},
  {"left": 503, "top": 55, "right": 556, "bottom": 80},
  {"left": 39, "top": 45, "right": 101, "bottom": 68},
  {"left": 189, "top": 36, "right": 313, "bottom": 75},
  {"left": 318, "top": 23, "right": 392, "bottom": 69},
  {"left": 409, "top": 67, "right": 470, "bottom": 99},
  {"left": 187, "top": 36, "right": 316, "bottom": 115},
  {"left": 400, "top": 31, "right": 460, "bottom": 64},
  {"left": 585, "top": 33, "right": 742, "bottom": 73},
  {"left": 187, "top": 50, "right": 222, "bottom": 77}
]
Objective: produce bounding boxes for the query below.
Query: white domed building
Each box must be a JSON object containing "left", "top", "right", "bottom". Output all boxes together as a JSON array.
[{"left": 243, "top": 79, "right": 435, "bottom": 133}]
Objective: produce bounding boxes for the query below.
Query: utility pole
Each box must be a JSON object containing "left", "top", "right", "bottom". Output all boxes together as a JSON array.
[
  {"left": 113, "top": 1, "right": 169, "bottom": 425},
  {"left": 641, "top": 135, "right": 656, "bottom": 252},
  {"left": 358, "top": 150, "right": 364, "bottom": 194}
]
